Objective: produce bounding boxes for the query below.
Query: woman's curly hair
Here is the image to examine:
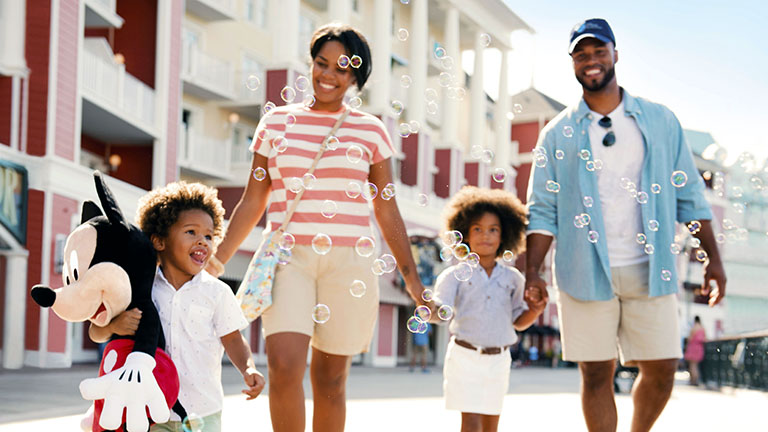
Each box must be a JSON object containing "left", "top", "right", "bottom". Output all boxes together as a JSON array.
[
  {"left": 136, "top": 181, "right": 225, "bottom": 240},
  {"left": 441, "top": 186, "right": 528, "bottom": 257}
]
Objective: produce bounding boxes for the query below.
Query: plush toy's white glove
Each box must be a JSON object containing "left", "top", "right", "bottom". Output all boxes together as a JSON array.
[{"left": 80, "top": 352, "right": 170, "bottom": 432}]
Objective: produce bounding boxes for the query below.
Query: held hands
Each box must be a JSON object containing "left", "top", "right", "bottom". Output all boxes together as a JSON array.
[
  {"left": 109, "top": 308, "right": 142, "bottom": 336},
  {"left": 80, "top": 352, "right": 169, "bottom": 432},
  {"left": 241, "top": 367, "right": 266, "bottom": 400},
  {"left": 524, "top": 273, "right": 549, "bottom": 314},
  {"left": 404, "top": 278, "right": 426, "bottom": 305},
  {"left": 702, "top": 258, "right": 727, "bottom": 307}
]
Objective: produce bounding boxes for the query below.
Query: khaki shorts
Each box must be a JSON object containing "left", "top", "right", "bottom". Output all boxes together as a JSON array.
[
  {"left": 150, "top": 411, "right": 221, "bottom": 432},
  {"left": 261, "top": 244, "right": 379, "bottom": 356},
  {"left": 557, "top": 262, "right": 681, "bottom": 366}
]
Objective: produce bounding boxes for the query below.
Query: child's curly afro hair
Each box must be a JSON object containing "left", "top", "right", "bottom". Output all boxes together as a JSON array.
[
  {"left": 441, "top": 186, "right": 527, "bottom": 257},
  {"left": 136, "top": 181, "right": 225, "bottom": 240}
]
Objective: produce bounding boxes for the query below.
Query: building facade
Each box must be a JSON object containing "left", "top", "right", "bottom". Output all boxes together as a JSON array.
[
  {"left": 1, "top": 0, "right": 182, "bottom": 369},
  {"left": 2, "top": 0, "right": 535, "bottom": 369}
]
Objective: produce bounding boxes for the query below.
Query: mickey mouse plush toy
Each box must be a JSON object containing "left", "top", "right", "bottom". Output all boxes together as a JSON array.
[{"left": 31, "top": 172, "right": 185, "bottom": 432}]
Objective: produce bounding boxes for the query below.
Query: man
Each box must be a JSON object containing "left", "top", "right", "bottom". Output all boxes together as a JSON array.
[{"left": 525, "top": 18, "right": 726, "bottom": 432}]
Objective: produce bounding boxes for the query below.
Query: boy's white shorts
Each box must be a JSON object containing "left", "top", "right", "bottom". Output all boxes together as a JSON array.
[{"left": 443, "top": 338, "right": 511, "bottom": 415}]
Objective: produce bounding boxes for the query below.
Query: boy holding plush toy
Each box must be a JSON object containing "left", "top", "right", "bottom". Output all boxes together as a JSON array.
[{"left": 91, "top": 181, "right": 264, "bottom": 431}]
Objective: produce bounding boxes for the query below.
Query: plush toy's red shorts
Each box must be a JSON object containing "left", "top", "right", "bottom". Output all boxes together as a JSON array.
[{"left": 92, "top": 339, "right": 180, "bottom": 432}]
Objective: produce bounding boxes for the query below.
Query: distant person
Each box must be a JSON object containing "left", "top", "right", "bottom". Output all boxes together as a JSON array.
[
  {"left": 528, "top": 345, "right": 539, "bottom": 364},
  {"left": 410, "top": 322, "right": 431, "bottom": 373},
  {"left": 434, "top": 187, "right": 547, "bottom": 432},
  {"left": 525, "top": 18, "right": 726, "bottom": 432},
  {"left": 684, "top": 316, "right": 706, "bottom": 386}
]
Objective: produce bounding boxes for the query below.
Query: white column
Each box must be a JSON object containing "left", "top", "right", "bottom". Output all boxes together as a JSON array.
[
  {"left": 408, "top": 0, "right": 427, "bottom": 126},
  {"left": 495, "top": 49, "right": 511, "bottom": 164},
  {"left": 327, "top": 0, "right": 351, "bottom": 23},
  {"left": 469, "top": 30, "right": 485, "bottom": 153},
  {"left": 369, "top": 0, "right": 392, "bottom": 114},
  {"left": 2, "top": 252, "right": 29, "bottom": 369},
  {"left": 440, "top": 6, "right": 460, "bottom": 147},
  {"left": 0, "top": 0, "right": 27, "bottom": 75},
  {"left": 270, "top": 0, "right": 300, "bottom": 66},
  {"left": 153, "top": 0, "right": 172, "bottom": 187}
]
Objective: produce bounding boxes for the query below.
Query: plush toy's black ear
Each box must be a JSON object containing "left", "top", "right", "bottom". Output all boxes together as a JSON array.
[
  {"left": 81, "top": 201, "right": 103, "bottom": 224},
  {"left": 93, "top": 171, "right": 130, "bottom": 233}
]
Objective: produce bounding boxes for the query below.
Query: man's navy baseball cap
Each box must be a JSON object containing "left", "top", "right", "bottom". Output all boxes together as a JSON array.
[{"left": 568, "top": 18, "right": 615, "bottom": 54}]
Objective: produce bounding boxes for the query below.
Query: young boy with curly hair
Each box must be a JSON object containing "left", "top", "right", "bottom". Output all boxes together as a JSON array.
[
  {"left": 433, "top": 186, "right": 548, "bottom": 432},
  {"left": 91, "top": 181, "right": 264, "bottom": 431}
]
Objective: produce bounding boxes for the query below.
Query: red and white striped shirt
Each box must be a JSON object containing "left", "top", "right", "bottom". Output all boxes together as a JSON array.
[{"left": 250, "top": 103, "right": 395, "bottom": 247}]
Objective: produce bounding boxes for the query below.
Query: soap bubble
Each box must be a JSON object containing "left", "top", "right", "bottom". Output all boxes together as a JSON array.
[
  {"left": 320, "top": 200, "right": 337, "bottom": 218},
  {"left": 349, "top": 96, "right": 362, "bottom": 109},
  {"left": 245, "top": 75, "right": 261, "bottom": 91},
  {"left": 414, "top": 305, "right": 431, "bottom": 322},
  {"left": 661, "top": 270, "right": 672, "bottom": 282},
  {"left": 280, "top": 86, "right": 296, "bottom": 103},
  {"left": 346, "top": 145, "right": 364, "bottom": 163},
  {"left": 452, "top": 244, "right": 470, "bottom": 260},
  {"left": 545, "top": 180, "right": 560, "bottom": 193},
  {"left": 421, "top": 289, "right": 434, "bottom": 302},
  {"left": 279, "top": 232, "right": 296, "bottom": 250},
  {"left": 294, "top": 75, "right": 310, "bottom": 91},
  {"left": 312, "top": 304, "right": 331, "bottom": 324},
  {"left": 670, "top": 170, "right": 688, "bottom": 188},
  {"left": 345, "top": 182, "right": 362, "bottom": 199},
  {"left": 252, "top": 167, "right": 267, "bottom": 181},
  {"left": 441, "top": 230, "right": 463, "bottom": 247},
  {"left": 355, "top": 236, "right": 375, "bottom": 257},
  {"left": 350, "top": 280, "right": 366, "bottom": 298},
  {"left": 437, "top": 305, "right": 454, "bottom": 320},
  {"left": 311, "top": 233, "right": 332, "bottom": 255}
]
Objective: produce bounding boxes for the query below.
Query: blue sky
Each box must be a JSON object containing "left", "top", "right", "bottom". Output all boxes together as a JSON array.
[{"left": 467, "top": 0, "right": 768, "bottom": 165}]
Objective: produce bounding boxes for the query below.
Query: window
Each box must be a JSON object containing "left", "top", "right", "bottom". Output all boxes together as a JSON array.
[
  {"left": 240, "top": 54, "right": 264, "bottom": 98},
  {"left": 231, "top": 124, "right": 254, "bottom": 165},
  {"left": 298, "top": 12, "right": 316, "bottom": 60},
  {"left": 244, "top": 0, "right": 267, "bottom": 28},
  {"left": 181, "top": 27, "right": 200, "bottom": 75}
]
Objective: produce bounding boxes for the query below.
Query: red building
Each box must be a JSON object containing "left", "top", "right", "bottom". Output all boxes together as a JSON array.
[{"left": 0, "top": 0, "right": 182, "bottom": 369}]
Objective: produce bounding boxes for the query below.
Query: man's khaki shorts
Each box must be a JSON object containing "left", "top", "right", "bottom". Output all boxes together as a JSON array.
[
  {"left": 261, "top": 244, "right": 379, "bottom": 356},
  {"left": 557, "top": 261, "right": 682, "bottom": 366}
]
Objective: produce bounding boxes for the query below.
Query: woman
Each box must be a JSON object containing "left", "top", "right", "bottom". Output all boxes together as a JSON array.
[
  {"left": 684, "top": 316, "right": 706, "bottom": 386},
  {"left": 207, "top": 23, "right": 424, "bottom": 431}
]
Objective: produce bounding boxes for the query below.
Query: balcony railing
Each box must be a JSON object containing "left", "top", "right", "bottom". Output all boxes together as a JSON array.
[
  {"left": 179, "top": 126, "right": 232, "bottom": 179},
  {"left": 700, "top": 331, "right": 768, "bottom": 391},
  {"left": 82, "top": 39, "right": 156, "bottom": 132},
  {"left": 181, "top": 44, "right": 236, "bottom": 100}
]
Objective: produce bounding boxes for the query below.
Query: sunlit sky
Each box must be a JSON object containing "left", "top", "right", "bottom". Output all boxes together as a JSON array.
[{"left": 463, "top": 0, "right": 768, "bottom": 165}]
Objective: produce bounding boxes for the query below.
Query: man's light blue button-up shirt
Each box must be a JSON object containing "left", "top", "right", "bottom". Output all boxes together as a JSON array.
[{"left": 526, "top": 89, "right": 713, "bottom": 301}]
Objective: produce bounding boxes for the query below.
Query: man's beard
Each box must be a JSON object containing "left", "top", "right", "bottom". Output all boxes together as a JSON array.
[{"left": 576, "top": 66, "right": 616, "bottom": 92}]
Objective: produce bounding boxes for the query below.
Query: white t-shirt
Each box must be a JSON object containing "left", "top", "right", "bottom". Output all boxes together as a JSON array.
[
  {"left": 152, "top": 268, "right": 249, "bottom": 419},
  {"left": 588, "top": 101, "right": 648, "bottom": 267}
]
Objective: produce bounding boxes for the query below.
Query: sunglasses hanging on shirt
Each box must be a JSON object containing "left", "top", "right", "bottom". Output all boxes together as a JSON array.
[{"left": 598, "top": 116, "right": 616, "bottom": 147}]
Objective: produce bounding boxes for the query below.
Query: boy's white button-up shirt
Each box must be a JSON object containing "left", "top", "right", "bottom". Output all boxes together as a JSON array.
[{"left": 152, "top": 268, "right": 248, "bottom": 419}]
